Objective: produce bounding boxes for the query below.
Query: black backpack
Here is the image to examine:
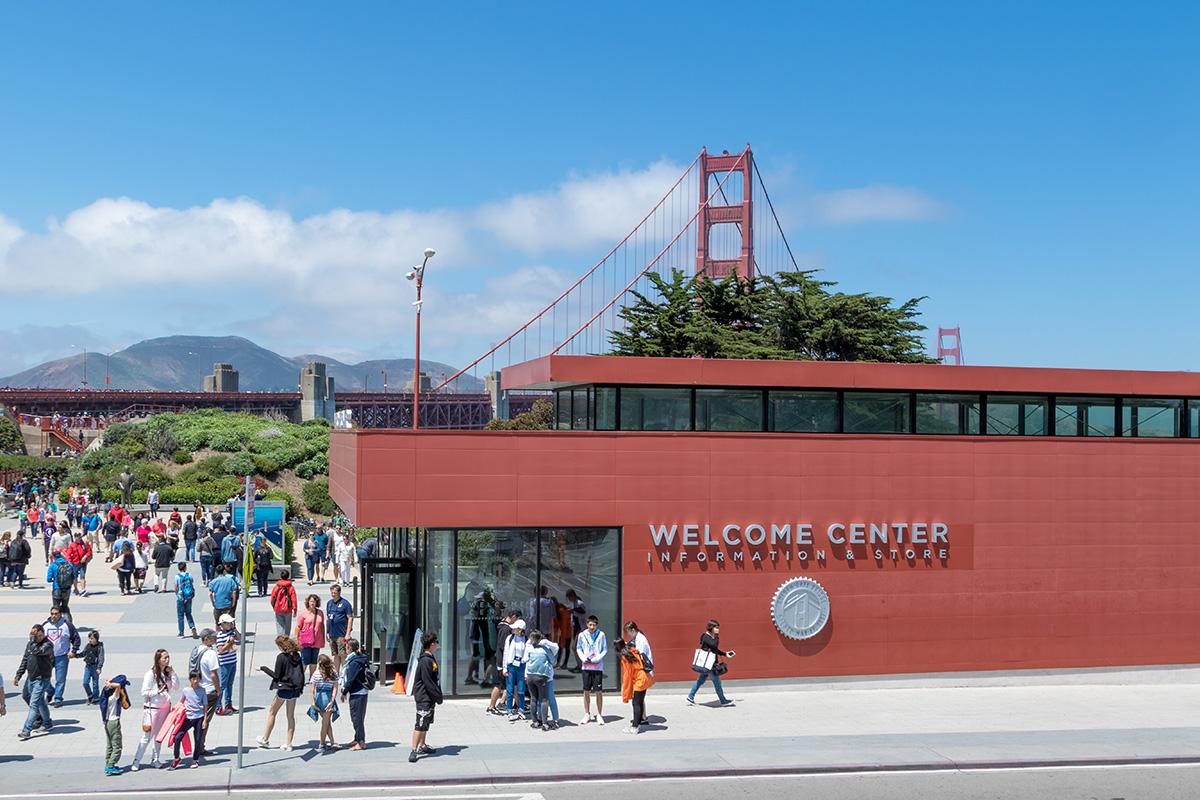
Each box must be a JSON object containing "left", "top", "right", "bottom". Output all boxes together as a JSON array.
[{"left": 54, "top": 563, "right": 74, "bottom": 593}]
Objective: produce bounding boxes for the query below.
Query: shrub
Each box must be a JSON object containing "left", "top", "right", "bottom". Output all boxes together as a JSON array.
[
  {"left": 0, "top": 415, "right": 25, "bottom": 453},
  {"left": 172, "top": 449, "right": 193, "bottom": 465},
  {"left": 209, "top": 430, "right": 244, "bottom": 453},
  {"left": 283, "top": 522, "right": 295, "bottom": 562},
  {"left": 0, "top": 455, "right": 69, "bottom": 477},
  {"left": 251, "top": 455, "right": 279, "bottom": 476},
  {"left": 294, "top": 452, "right": 328, "bottom": 479},
  {"left": 224, "top": 452, "right": 256, "bottom": 477},
  {"left": 263, "top": 488, "right": 298, "bottom": 517},
  {"left": 485, "top": 398, "right": 554, "bottom": 430},
  {"left": 301, "top": 478, "right": 337, "bottom": 516}
]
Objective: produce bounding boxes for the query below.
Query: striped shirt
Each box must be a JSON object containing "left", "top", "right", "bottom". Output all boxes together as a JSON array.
[{"left": 215, "top": 627, "right": 238, "bottom": 666}]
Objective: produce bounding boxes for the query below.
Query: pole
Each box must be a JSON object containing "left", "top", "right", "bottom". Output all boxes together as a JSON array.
[
  {"left": 413, "top": 278, "right": 422, "bottom": 430},
  {"left": 82, "top": 349, "right": 88, "bottom": 387},
  {"left": 105, "top": 353, "right": 110, "bottom": 388},
  {"left": 236, "top": 474, "right": 251, "bottom": 769}
]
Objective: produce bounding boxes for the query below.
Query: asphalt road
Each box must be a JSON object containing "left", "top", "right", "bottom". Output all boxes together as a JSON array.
[{"left": 0, "top": 765, "right": 1194, "bottom": 800}]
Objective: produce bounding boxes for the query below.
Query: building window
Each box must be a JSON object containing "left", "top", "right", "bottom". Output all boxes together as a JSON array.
[
  {"left": 571, "top": 389, "right": 590, "bottom": 430},
  {"left": 768, "top": 390, "right": 839, "bottom": 432},
  {"left": 843, "top": 392, "right": 911, "bottom": 434},
  {"left": 555, "top": 391, "right": 570, "bottom": 430},
  {"left": 1189, "top": 400, "right": 1200, "bottom": 439},
  {"left": 1122, "top": 398, "right": 1182, "bottom": 438},
  {"left": 695, "top": 389, "right": 763, "bottom": 431},
  {"left": 915, "top": 394, "right": 981, "bottom": 435},
  {"left": 595, "top": 387, "right": 617, "bottom": 430},
  {"left": 985, "top": 395, "right": 1048, "bottom": 436},
  {"left": 619, "top": 387, "right": 692, "bottom": 430},
  {"left": 1055, "top": 397, "right": 1116, "bottom": 436}
]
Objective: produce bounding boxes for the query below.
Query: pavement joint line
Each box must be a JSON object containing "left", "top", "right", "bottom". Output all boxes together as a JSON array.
[{"left": 5, "top": 755, "right": 1200, "bottom": 797}]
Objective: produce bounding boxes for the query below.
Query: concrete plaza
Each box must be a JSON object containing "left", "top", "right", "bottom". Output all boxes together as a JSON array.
[{"left": 1, "top": 513, "right": 1199, "bottom": 797}]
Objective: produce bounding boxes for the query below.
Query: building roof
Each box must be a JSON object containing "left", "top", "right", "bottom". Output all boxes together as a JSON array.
[{"left": 500, "top": 355, "right": 1200, "bottom": 396}]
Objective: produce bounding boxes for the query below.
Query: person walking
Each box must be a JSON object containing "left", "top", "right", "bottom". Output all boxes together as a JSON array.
[
  {"left": 616, "top": 637, "right": 654, "bottom": 734},
  {"left": 14, "top": 624, "right": 54, "bottom": 740},
  {"left": 190, "top": 629, "right": 221, "bottom": 745},
  {"left": 9, "top": 531, "right": 31, "bottom": 588},
  {"left": 152, "top": 536, "right": 175, "bottom": 593},
  {"left": 408, "top": 631, "right": 443, "bottom": 763},
  {"left": 208, "top": 565, "right": 239, "bottom": 625},
  {"left": 65, "top": 531, "right": 93, "bottom": 598},
  {"left": 252, "top": 536, "right": 273, "bottom": 597},
  {"left": 334, "top": 531, "right": 355, "bottom": 585},
  {"left": 43, "top": 606, "right": 80, "bottom": 707},
  {"left": 47, "top": 551, "right": 75, "bottom": 623},
  {"left": 182, "top": 515, "right": 199, "bottom": 562},
  {"left": 339, "top": 638, "right": 371, "bottom": 751},
  {"left": 525, "top": 630, "right": 560, "bottom": 730},
  {"left": 174, "top": 562, "right": 198, "bottom": 639},
  {"left": 131, "top": 649, "right": 179, "bottom": 771},
  {"left": 219, "top": 531, "right": 242, "bottom": 578},
  {"left": 170, "top": 672, "right": 206, "bottom": 770},
  {"left": 214, "top": 614, "right": 240, "bottom": 714},
  {"left": 269, "top": 570, "right": 298, "bottom": 635},
  {"left": 100, "top": 674, "right": 131, "bottom": 775},
  {"left": 576, "top": 615, "right": 607, "bottom": 725},
  {"left": 312, "top": 527, "right": 330, "bottom": 583},
  {"left": 132, "top": 539, "right": 149, "bottom": 593},
  {"left": 196, "top": 528, "right": 216, "bottom": 585},
  {"left": 256, "top": 636, "right": 305, "bottom": 750},
  {"left": 308, "top": 654, "right": 340, "bottom": 751},
  {"left": 294, "top": 594, "right": 326, "bottom": 680},
  {"left": 326, "top": 583, "right": 354, "bottom": 671},
  {"left": 113, "top": 542, "right": 135, "bottom": 595},
  {"left": 81, "top": 629, "right": 105, "bottom": 703},
  {"left": 687, "top": 619, "right": 736, "bottom": 707}
]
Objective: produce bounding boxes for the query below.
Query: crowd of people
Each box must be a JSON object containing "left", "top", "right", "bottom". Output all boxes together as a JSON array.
[{"left": 0, "top": 479, "right": 739, "bottom": 775}]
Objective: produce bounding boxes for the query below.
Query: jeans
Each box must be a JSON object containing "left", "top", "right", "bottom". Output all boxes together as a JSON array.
[
  {"left": 50, "top": 653, "right": 69, "bottom": 703},
  {"left": 83, "top": 663, "right": 100, "bottom": 702},
  {"left": 687, "top": 670, "right": 728, "bottom": 703},
  {"left": 348, "top": 692, "right": 368, "bottom": 745},
  {"left": 185, "top": 540, "right": 197, "bottom": 561},
  {"left": 631, "top": 689, "right": 647, "bottom": 726},
  {"left": 275, "top": 612, "right": 293, "bottom": 636},
  {"left": 11, "top": 562, "right": 26, "bottom": 587},
  {"left": 527, "top": 675, "right": 547, "bottom": 724},
  {"left": 505, "top": 663, "right": 527, "bottom": 713},
  {"left": 22, "top": 677, "right": 52, "bottom": 735},
  {"left": 175, "top": 716, "right": 204, "bottom": 761},
  {"left": 305, "top": 554, "right": 317, "bottom": 581},
  {"left": 199, "top": 555, "right": 213, "bottom": 583},
  {"left": 219, "top": 662, "right": 236, "bottom": 708},
  {"left": 546, "top": 678, "right": 560, "bottom": 721},
  {"left": 177, "top": 597, "right": 196, "bottom": 636}
]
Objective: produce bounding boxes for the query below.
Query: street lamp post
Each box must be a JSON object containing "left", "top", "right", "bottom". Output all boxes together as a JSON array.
[
  {"left": 381, "top": 369, "right": 388, "bottom": 393},
  {"left": 406, "top": 247, "right": 436, "bottom": 429},
  {"left": 364, "top": 373, "right": 370, "bottom": 393}
]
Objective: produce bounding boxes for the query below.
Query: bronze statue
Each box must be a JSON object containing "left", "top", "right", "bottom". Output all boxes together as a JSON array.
[{"left": 118, "top": 466, "right": 134, "bottom": 507}]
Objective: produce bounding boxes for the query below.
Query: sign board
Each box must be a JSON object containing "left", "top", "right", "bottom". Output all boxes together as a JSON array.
[{"left": 229, "top": 501, "right": 286, "bottom": 561}]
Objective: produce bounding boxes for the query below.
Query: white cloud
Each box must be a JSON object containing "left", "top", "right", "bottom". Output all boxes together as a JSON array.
[{"left": 810, "top": 184, "right": 946, "bottom": 224}]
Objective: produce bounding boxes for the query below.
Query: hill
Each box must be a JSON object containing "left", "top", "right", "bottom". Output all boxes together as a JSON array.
[{"left": 0, "top": 335, "right": 478, "bottom": 391}]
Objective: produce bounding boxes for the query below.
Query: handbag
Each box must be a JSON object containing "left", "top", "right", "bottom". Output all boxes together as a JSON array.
[
  {"left": 691, "top": 648, "right": 716, "bottom": 673},
  {"left": 713, "top": 662, "right": 729, "bottom": 676}
]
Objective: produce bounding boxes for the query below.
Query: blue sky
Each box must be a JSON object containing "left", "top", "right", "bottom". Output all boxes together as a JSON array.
[{"left": 1, "top": 2, "right": 1197, "bottom": 377}]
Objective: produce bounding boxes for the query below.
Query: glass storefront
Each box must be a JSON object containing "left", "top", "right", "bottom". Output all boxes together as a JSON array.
[{"left": 373, "top": 527, "right": 621, "bottom": 696}]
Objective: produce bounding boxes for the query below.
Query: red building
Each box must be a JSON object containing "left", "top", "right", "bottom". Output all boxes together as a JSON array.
[{"left": 330, "top": 355, "right": 1200, "bottom": 693}]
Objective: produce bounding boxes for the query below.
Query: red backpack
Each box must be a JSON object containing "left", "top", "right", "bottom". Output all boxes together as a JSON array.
[{"left": 271, "top": 582, "right": 295, "bottom": 613}]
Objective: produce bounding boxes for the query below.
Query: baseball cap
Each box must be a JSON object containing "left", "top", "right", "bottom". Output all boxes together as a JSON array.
[
  {"left": 511, "top": 619, "right": 526, "bottom": 630},
  {"left": 218, "top": 614, "right": 235, "bottom": 624}
]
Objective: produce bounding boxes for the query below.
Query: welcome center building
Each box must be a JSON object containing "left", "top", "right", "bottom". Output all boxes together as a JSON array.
[{"left": 330, "top": 355, "right": 1200, "bottom": 693}]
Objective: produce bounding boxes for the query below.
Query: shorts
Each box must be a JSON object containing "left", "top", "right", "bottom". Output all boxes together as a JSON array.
[
  {"left": 582, "top": 670, "right": 605, "bottom": 692},
  {"left": 277, "top": 687, "right": 302, "bottom": 700},
  {"left": 300, "top": 646, "right": 321, "bottom": 665},
  {"left": 328, "top": 636, "right": 347, "bottom": 659},
  {"left": 414, "top": 702, "right": 435, "bottom": 732},
  {"left": 75, "top": 563, "right": 88, "bottom": 578}
]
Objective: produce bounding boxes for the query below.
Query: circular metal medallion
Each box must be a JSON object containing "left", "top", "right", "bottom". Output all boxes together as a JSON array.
[{"left": 771, "top": 577, "right": 830, "bottom": 640}]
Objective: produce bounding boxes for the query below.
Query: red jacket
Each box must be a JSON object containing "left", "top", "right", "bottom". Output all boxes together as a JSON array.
[
  {"left": 270, "top": 579, "right": 298, "bottom": 614},
  {"left": 64, "top": 540, "right": 91, "bottom": 566}
]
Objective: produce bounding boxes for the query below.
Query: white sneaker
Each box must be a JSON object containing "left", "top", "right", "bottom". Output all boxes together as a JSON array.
[
  {"left": 150, "top": 760, "right": 162, "bottom": 769},
  {"left": 579, "top": 714, "right": 592, "bottom": 725},
  {"left": 130, "top": 764, "right": 140, "bottom": 772},
  {"left": 255, "top": 736, "right": 270, "bottom": 748},
  {"left": 624, "top": 726, "right": 638, "bottom": 734},
  {"left": 596, "top": 716, "right": 605, "bottom": 726},
  {"left": 281, "top": 743, "right": 292, "bottom": 751}
]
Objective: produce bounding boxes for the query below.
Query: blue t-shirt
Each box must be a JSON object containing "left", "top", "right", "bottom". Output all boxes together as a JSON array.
[
  {"left": 82, "top": 513, "right": 101, "bottom": 532},
  {"left": 312, "top": 532, "right": 329, "bottom": 557},
  {"left": 209, "top": 575, "right": 238, "bottom": 608},
  {"left": 326, "top": 597, "right": 353, "bottom": 638}
]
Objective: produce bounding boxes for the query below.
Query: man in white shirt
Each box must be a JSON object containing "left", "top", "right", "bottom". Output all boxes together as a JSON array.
[
  {"left": 576, "top": 615, "right": 607, "bottom": 725},
  {"left": 194, "top": 628, "right": 222, "bottom": 746}
]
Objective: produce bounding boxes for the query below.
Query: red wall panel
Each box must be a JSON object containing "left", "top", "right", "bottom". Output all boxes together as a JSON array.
[{"left": 331, "top": 429, "right": 1200, "bottom": 681}]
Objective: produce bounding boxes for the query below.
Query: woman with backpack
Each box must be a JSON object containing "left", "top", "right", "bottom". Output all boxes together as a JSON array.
[
  {"left": 196, "top": 528, "right": 216, "bottom": 586},
  {"left": 686, "top": 619, "right": 736, "bottom": 707},
  {"left": 112, "top": 542, "right": 135, "bottom": 595},
  {"left": 131, "top": 649, "right": 179, "bottom": 771},
  {"left": 339, "top": 638, "right": 373, "bottom": 750},
  {"left": 252, "top": 537, "right": 273, "bottom": 597},
  {"left": 256, "top": 636, "right": 305, "bottom": 750},
  {"left": 294, "top": 594, "right": 326, "bottom": 680},
  {"left": 175, "top": 562, "right": 198, "bottom": 639},
  {"left": 269, "top": 571, "right": 298, "bottom": 635}
]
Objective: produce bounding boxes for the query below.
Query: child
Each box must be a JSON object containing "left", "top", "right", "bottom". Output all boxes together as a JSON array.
[
  {"left": 81, "top": 630, "right": 105, "bottom": 704},
  {"left": 172, "top": 672, "right": 206, "bottom": 769},
  {"left": 616, "top": 637, "right": 654, "bottom": 735},
  {"left": 309, "top": 654, "right": 340, "bottom": 751},
  {"left": 99, "top": 674, "right": 131, "bottom": 775},
  {"left": 408, "top": 631, "right": 443, "bottom": 763}
]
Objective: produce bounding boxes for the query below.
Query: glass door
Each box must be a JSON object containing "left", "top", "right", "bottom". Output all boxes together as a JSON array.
[{"left": 362, "top": 558, "right": 416, "bottom": 684}]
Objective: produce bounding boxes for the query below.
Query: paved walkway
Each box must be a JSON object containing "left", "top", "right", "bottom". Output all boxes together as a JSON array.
[{"left": 1, "top": 514, "right": 1199, "bottom": 795}]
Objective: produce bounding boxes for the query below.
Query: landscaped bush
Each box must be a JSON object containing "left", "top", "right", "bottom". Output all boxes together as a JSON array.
[
  {"left": 224, "top": 452, "right": 257, "bottom": 477},
  {"left": 172, "top": 449, "right": 193, "bottom": 465},
  {"left": 251, "top": 455, "right": 279, "bottom": 476},
  {"left": 0, "top": 455, "right": 69, "bottom": 477},
  {"left": 209, "top": 430, "right": 244, "bottom": 452},
  {"left": 295, "top": 452, "right": 328, "bottom": 479},
  {"left": 301, "top": 478, "right": 337, "bottom": 516},
  {"left": 0, "top": 415, "right": 25, "bottom": 453}
]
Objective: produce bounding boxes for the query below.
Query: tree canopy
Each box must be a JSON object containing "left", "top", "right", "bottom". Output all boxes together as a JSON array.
[{"left": 609, "top": 269, "right": 934, "bottom": 363}]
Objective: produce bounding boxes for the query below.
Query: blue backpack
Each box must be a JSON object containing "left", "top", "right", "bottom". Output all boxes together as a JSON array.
[{"left": 178, "top": 572, "right": 195, "bottom": 601}]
